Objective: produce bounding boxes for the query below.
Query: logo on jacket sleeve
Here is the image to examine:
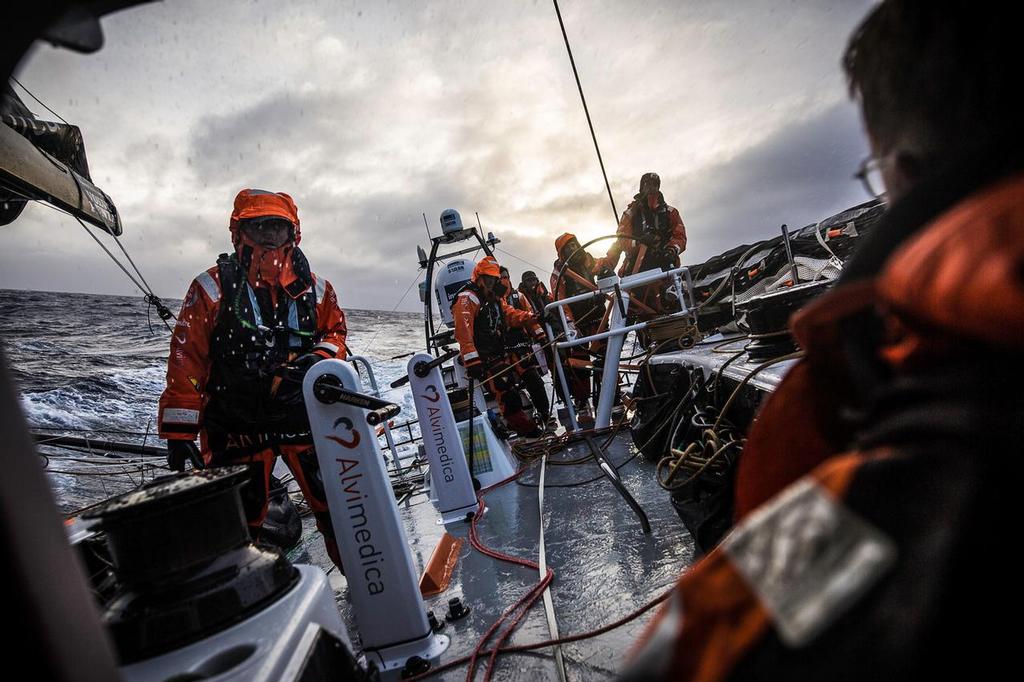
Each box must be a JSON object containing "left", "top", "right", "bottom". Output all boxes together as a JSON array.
[{"left": 722, "top": 477, "right": 896, "bottom": 648}]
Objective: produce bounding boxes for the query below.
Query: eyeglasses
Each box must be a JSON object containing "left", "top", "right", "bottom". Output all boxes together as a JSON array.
[
  {"left": 853, "top": 155, "right": 892, "bottom": 200},
  {"left": 242, "top": 217, "right": 293, "bottom": 233}
]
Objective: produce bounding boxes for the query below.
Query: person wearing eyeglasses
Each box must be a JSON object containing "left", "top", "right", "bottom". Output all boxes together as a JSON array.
[
  {"left": 157, "top": 188, "right": 349, "bottom": 571},
  {"left": 624, "top": 2, "right": 1022, "bottom": 679}
]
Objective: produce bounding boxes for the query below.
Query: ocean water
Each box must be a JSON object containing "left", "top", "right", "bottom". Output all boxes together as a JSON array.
[{"left": 0, "top": 288, "right": 426, "bottom": 506}]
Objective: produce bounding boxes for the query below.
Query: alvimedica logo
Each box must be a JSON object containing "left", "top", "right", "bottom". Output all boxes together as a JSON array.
[
  {"left": 426, "top": 404, "right": 456, "bottom": 484},
  {"left": 334, "top": 455, "right": 385, "bottom": 596}
]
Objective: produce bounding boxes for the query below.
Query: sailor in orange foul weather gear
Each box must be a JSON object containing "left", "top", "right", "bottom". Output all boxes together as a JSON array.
[
  {"left": 158, "top": 188, "right": 348, "bottom": 570},
  {"left": 551, "top": 232, "right": 605, "bottom": 419},
  {"left": 519, "top": 270, "right": 568, "bottom": 408},
  {"left": 453, "top": 257, "right": 546, "bottom": 438},
  {"left": 598, "top": 172, "right": 687, "bottom": 317}
]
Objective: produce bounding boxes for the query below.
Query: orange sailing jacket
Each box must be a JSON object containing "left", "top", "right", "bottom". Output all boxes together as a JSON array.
[
  {"left": 624, "top": 174, "right": 1024, "bottom": 680},
  {"left": 453, "top": 282, "right": 540, "bottom": 367},
  {"left": 157, "top": 266, "right": 348, "bottom": 440},
  {"left": 600, "top": 197, "right": 687, "bottom": 276}
]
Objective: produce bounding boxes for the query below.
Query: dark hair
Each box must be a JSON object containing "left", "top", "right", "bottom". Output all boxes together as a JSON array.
[{"left": 843, "top": 1, "right": 1018, "bottom": 160}]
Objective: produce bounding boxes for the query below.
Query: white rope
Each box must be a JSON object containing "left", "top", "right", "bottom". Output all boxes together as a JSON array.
[{"left": 537, "top": 453, "right": 568, "bottom": 682}]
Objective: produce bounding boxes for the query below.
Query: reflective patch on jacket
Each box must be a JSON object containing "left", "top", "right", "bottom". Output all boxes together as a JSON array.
[
  {"left": 195, "top": 270, "right": 221, "bottom": 303},
  {"left": 722, "top": 477, "right": 896, "bottom": 647},
  {"left": 161, "top": 407, "right": 200, "bottom": 424}
]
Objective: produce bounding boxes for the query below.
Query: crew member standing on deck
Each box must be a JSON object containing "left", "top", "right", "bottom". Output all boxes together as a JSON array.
[
  {"left": 519, "top": 270, "right": 553, "bottom": 320},
  {"left": 499, "top": 266, "right": 556, "bottom": 432},
  {"left": 157, "top": 188, "right": 348, "bottom": 571},
  {"left": 453, "top": 257, "right": 545, "bottom": 438},
  {"left": 519, "top": 270, "right": 568, "bottom": 408},
  {"left": 551, "top": 232, "right": 605, "bottom": 424},
  {"left": 597, "top": 172, "right": 687, "bottom": 317}
]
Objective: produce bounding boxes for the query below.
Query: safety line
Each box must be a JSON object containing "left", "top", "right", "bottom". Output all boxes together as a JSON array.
[{"left": 537, "top": 454, "right": 568, "bottom": 682}]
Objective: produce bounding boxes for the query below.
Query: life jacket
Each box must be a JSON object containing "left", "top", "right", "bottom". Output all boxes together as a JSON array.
[
  {"left": 520, "top": 281, "right": 551, "bottom": 317},
  {"left": 462, "top": 280, "right": 508, "bottom": 359},
  {"left": 623, "top": 193, "right": 675, "bottom": 274},
  {"left": 205, "top": 250, "right": 319, "bottom": 433},
  {"left": 556, "top": 253, "right": 603, "bottom": 328},
  {"left": 503, "top": 289, "right": 533, "bottom": 352}
]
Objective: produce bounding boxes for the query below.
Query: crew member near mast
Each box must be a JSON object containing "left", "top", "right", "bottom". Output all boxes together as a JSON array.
[
  {"left": 157, "top": 188, "right": 348, "bottom": 570},
  {"left": 499, "top": 266, "right": 556, "bottom": 432},
  {"left": 453, "top": 257, "right": 546, "bottom": 438},
  {"left": 597, "top": 172, "right": 687, "bottom": 315}
]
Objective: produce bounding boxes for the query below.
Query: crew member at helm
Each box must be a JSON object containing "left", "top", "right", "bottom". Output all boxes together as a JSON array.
[
  {"left": 597, "top": 172, "right": 687, "bottom": 316},
  {"left": 453, "top": 256, "right": 546, "bottom": 438},
  {"left": 157, "top": 188, "right": 348, "bottom": 570}
]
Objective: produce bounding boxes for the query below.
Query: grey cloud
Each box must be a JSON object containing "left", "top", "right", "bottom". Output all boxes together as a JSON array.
[
  {"left": 2, "top": 0, "right": 876, "bottom": 313},
  {"left": 677, "top": 100, "right": 870, "bottom": 262}
]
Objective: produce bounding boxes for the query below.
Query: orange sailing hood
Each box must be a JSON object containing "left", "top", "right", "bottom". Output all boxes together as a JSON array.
[
  {"left": 229, "top": 189, "right": 301, "bottom": 245},
  {"left": 555, "top": 232, "right": 577, "bottom": 256},
  {"left": 228, "top": 188, "right": 310, "bottom": 298},
  {"left": 876, "top": 173, "right": 1024, "bottom": 349},
  {"left": 472, "top": 256, "right": 501, "bottom": 281}
]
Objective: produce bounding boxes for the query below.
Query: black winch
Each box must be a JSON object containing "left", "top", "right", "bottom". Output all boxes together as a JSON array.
[
  {"left": 82, "top": 466, "right": 298, "bottom": 664},
  {"left": 735, "top": 280, "right": 830, "bottom": 360}
]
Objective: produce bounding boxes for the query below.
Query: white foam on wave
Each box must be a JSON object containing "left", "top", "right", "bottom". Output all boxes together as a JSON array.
[{"left": 21, "top": 364, "right": 166, "bottom": 431}]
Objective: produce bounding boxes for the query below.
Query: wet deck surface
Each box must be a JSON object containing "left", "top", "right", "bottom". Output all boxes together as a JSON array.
[{"left": 293, "top": 431, "right": 696, "bottom": 680}]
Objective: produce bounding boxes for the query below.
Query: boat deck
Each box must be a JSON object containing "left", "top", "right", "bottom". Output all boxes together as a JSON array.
[{"left": 293, "top": 427, "right": 695, "bottom": 680}]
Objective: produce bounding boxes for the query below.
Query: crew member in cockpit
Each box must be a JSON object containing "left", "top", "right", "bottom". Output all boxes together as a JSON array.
[
  {"left": 157, "top": 188, "right": 347, "bottom": 571},
  {"left": 453, "top": 256, "right": 546, "bottom": 438},
  {"left": 499, "top": 266, "right": 556, "bottom": 432},
  {"left": 597, "top": 172, "right": 688, "bottom": 316}
]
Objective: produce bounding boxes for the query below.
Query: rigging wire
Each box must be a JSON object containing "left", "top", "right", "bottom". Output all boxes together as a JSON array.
[
  {"left": 73, "top": 215, "right": 175, "bottom": 331},
  {"left": 494, "top": 246, "right": 552, "bottom": 276},
  {"left": 73, "top": 216, "right": 147, "bottom": 294},
  {"left": 4, "top": 177, "right": 176, "bottom": 332},
  {"left": 10, "top": 75, "right": 70, "bottom": 124},
  {"left": 2, "top": 77, "right": 175, "bottom": 330},
  {"left": 552, "top": 0, "right": 619, "bottom": 224},
  {"left": 364, "top": 270, "right": 424, "bottom": 352}
]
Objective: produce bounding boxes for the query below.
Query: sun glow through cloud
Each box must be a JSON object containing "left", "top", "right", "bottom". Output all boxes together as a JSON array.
[{"left": 3, "top": 0, "right": 873, "bottom": 311}]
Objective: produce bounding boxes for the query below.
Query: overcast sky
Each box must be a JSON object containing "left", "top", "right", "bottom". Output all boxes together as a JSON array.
[{"left": 2, "top": 0, "right": 874, "bottom": 312}]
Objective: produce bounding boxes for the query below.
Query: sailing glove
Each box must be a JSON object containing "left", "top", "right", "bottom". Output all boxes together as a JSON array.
[
  {"left": 465, "top": 360, "right": 485, "bottom": 381},
  {"left": 278, "top": 351, "right": 330, "bottom": 405},
  {"left": 167, "top": 439, "right": 203, "bottom": 472}
]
